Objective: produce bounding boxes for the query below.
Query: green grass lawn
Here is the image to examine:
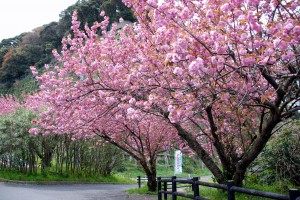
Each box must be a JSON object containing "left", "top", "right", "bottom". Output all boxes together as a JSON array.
[
  {"left": 127, "top": 185, "right": 157, "bottom": 195},
  {"left": 0, "top": 169, "right": 134, "bottom": 184},
  {"left": 115, "top": 164, "right": 211, "bottom": 179},
  {"left": 0, "top": 162, "right": 210, "bottom": 183}
]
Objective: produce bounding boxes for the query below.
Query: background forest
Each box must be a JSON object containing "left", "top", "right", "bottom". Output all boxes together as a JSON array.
[{"left": 0, "top": 0, "right": 135, "bottom": 93}]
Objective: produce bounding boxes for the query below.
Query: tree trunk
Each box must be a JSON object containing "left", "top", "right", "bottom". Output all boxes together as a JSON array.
[
  {"left": 233, "top": 167, "right": 247, "bottom": 186},
  {"left": 171, "top": 105, "right": 283, "bottom": 186},
  {"left": 147, "top": 171, "right": 157, "bottom": 192},
  {"left": 41, "top": 151, "right": 53, "bottom": 174},
  {"left": 233, "top": 115, "right": 281, "bottom": 186},
  {"left": 138, "top": 159, "right": 157, "bottom": 192},
  {"left": 173, "top": 123, "right": 225, "bottom": 184},
  {"left": 28, "top": 140, "right": 36, "bottom": 174}
]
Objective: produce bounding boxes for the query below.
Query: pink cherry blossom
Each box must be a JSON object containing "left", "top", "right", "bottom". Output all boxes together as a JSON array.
[{"left": 30, "top": 0, "right": 300, "bottom": 187}]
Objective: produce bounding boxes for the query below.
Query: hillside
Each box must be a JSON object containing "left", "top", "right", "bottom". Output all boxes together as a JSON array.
[{"left": 0, "top": 0, "right": 135, "bottom": 93}]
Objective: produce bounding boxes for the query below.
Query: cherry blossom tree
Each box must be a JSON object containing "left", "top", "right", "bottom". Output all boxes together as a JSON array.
[
  {"left": 30, "top": 47, "right": 180, "bottom": 191},
  {"left": 31, "top": 0, "right": 300, "bottom": 186},
  {"left": 0, "top": 95, "right": 21, "bottom": 115},
  {"left": 120, "top": 0, "right": 300, "bottom": 185},
  {"left": 92, "top": 112, "right": 179, "bottom": 191},
  {"left": 0, "top": 94, "right": 57, "bottom": 173},
  {"left": 30, "top": 88, "right": 179, "bottom": 191}
]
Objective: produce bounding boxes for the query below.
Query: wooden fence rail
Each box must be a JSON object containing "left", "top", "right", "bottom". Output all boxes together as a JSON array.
[
  {"left": 157, "top": 176, "right": 300, "bottom": 200},
  {"left": 137, "top": 176, "right": 147, "bottom": 188},
  {"left": 137, "top": 176, "right": 191, "bottom": 190}
]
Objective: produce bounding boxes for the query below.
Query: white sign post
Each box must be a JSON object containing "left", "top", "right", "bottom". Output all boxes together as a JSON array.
[{"left": 174, "top": 150, "right": 182, "bottom": 174}]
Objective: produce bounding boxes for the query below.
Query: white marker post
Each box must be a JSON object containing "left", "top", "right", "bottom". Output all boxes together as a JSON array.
[{"left": 174, "top": 150, "right": 182, "bottom": 175}]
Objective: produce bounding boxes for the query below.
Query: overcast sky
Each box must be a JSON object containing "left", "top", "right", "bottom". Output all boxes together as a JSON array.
[{"left": 0, "top": 0, "right": 78, "bottom": 41}]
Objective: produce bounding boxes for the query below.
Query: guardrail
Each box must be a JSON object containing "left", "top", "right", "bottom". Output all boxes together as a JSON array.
[
  {"left": 157, "top": 176, "right": 300, "bottom": 200},
  {"left": 137, "top": 176, "right": 148, "bottom": 188},
  {"left": 137, "top": 176, "right": 191, "bottom": 190}
]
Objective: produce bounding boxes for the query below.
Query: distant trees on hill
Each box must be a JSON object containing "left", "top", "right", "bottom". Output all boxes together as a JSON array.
[{"left": 0, "top": 0, "right": 135, "bottom": 92}]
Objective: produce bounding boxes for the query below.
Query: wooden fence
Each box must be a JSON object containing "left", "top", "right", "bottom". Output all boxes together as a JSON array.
[
  {"left": 137, "top": 176, "right": 191, "bottom": 190},
  {"left": 137, "top": 176, "right": 147, "bottom": 188},
  {"left": 157, "top": 176, "right": 300, "bottom": 200}
]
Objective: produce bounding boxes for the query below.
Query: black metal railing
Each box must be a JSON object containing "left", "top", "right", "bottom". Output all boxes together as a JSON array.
[
  {"left": 157, "top": 176, "right": 300, "bottom": 200},
  {"left": 137, "top": 176, "right": 148, "bottom": 188},
  {"left": 137, "top": 176, "right": 191, "bottom": 190}
]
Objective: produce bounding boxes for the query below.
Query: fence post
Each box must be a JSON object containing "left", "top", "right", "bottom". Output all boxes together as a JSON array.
[
  {"left": 193, "top": 177, "right": 199, "bottom": 198},
  {"left": 289, "top": 188, "right": 300, "bottom": 200},
  {"left": 172, "top": 176, "right": 177, "bottom": 200},
  {"left": 158, "top": 177, "right": 162, "bottom": 200},
  {"left": 164, "top": 180, "right": 168, "bottom": 200},
  {"left": 137, "top": 176, "right": 141, "bottom": 188},
  {"left": 227, "top": 180, "right": 235, "bottom": 200},
  {"left": 191, "top": 176, "right": 194, "bottom": 191}
]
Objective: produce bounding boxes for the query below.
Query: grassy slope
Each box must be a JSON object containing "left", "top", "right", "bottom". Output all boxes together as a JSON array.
[
  {"left": 115, "top": 164, "right": 211, "bottom": 179},
  {"left": 0, "top": 169, "right": 133, "bottom": 184}
]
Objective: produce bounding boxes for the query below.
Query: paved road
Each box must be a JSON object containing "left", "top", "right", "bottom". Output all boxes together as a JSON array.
[{"left": 0, "top": 182, "right": 155, "bottom": 200}]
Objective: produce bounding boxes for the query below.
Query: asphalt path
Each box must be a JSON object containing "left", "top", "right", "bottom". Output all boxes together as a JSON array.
[{"left": 0, "top": 182, "right": 154, "bottom": 200}]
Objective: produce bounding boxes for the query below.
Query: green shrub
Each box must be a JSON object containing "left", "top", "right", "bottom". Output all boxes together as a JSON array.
[{"left": 251, "top": 119, "right": 300, "bottom": 185}]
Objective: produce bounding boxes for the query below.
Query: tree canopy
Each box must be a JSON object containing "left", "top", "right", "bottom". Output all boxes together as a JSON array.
[{"left": 31, "top": 0, "right": 300, "bottom": 187}]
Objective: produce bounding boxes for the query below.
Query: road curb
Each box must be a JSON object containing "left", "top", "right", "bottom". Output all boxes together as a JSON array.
[{"left": 0, "top": 177, "right": 135, "bottom": 185}]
